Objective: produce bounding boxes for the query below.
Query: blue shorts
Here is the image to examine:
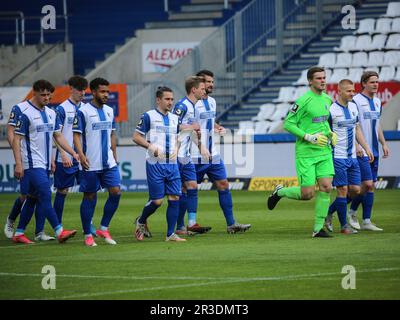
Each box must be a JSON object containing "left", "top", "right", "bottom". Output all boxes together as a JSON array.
[
  {"left": 21, "top": 168, "right": 50, "bottom": 197},
  {"left": 357, "top": 156, "right": 379, "bottom": 182},
  {"left": 195, "top": 159, "right": 227, "bottom": 183},
  {"left": 333, "top": 158, "right": 361, "bottom": 187},
  {"left": 54, "top": 162, "right": 80, "bottom": 189},
  {"left": 79, "top": 166, "right": 121, "bottom": 193},
  {"left": 146, "top": 162, "right": 181, "bottom": 200},
  {"left": 178, "top": 158, "right": 197, "bottom": 183}
]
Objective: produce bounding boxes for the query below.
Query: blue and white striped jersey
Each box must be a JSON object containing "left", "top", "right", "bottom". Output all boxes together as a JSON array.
[
  {"left": 14, "top": 101, "right": 61, "bottom": 170},
  {"left": 55, "top": 99, "right": 81, "bottom": 164},
  {"left": 329, "top": 101, "right": 359, "bottom": 159},
  {"left": 192, "top": 96, "right": 218, "bottom": 158},
  {"left": 136, "top": 108, "right": 180, "bottom": 163},
  {"left": 72, "top": 102, "right": 117, "bottom": 171},
  {"left": 352, "top": 93, "right": 382, "bottom": 157},
  {"left": 7, "top": 101, "right": 29, "bottom": 126},
  {"left": 172, "top": 96, "right": 197, "bottom": 158}
]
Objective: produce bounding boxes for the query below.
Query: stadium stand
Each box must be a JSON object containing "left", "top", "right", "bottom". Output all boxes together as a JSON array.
[
  {"left": 222, "top": 0, "right": 400, "bottom": 133},
  {"left": 1, "top": 0, "right": 249, "bottom": 77}
]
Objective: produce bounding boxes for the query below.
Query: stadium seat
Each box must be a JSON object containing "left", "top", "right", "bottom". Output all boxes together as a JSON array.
[
  {"left": 252, "top": 103, "right": 276, "bottom": 121},
  {"left": 385, "top": 34, "right": 400, "bottom": 49},
  {"left": 329, "top": 68, "right": 348, "bottom": 83},
  {"left": 334, "top": 35, "right": 357, "bottom": 52},
  {"left": 293, "top": 87, "right": 309, "bottom": 101},
  {"left": 394, "top": 67, "right": 400, "bottom": 81},
  {"left": 375, "top": 18, "right": 392, "bottom": 34},
  {"left": 392, "top": 18, "right": 400, "bottom": 32},
  {"left": 365, "top": 66, "right": 380, "bottom": 74},
  {"left": 269, "top": 103, "right": 290, "bottom": 121},
  {"left": 354, "top": 18, "right": 375, "bottom": 34},
  {"left": 383, "top": 51, "right": 400, "bottom": 66},
  {"left": 380, "top": 66, "right": 396, "bottom": 81},
  {"left": 293, "top": 70, "right": 308, "bottom": 85},
  {"left": 366, "top": 51, "right": 385, "bottom": 67},
  {"left": 273, "top": 87, "right": 296, "bottom": 102},
  {"left": 348, "top": 68, "right": 364, "bottom": 83},
  {"left": 369, "top": 34, "right": 388, "bottom": 50},
  {"left": 237, "top": 121, "right": 255, "bottom": 135},
  {"left": 254, "top": 120, "right": 270, "bottom": 134},
  {"left": 318, "top": 53, "right": 336, "bottom": 68},
  {"left": 383, "top": 2, "right": 400, "bottom": 18},
  {"left": 268, "top": 120, "right": 284, "bottom": 134},
  {"left": 351, "top": 52, "right": 369, "bottom": 67},
  {"left": 335, "top": 52, "right": 352, "bottom": 68},
  {"left": 355, "top": 35, "right": 373, "bottom": 51},
  {"left": 325, "top": 68, "right": 332, "bottom": 83}
]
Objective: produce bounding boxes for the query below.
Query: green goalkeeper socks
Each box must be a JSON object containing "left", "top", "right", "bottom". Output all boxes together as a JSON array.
[
  {"left": 277, "top": 187, "right": 301, "bottom": 200},
  {"left": 314, "top": 191, "right": 330, "bottom": 232}
]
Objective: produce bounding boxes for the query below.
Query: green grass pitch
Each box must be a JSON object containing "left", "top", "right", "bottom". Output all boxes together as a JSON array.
[{"left": 0, "top": 190, "right": 399, "bottom": 300}]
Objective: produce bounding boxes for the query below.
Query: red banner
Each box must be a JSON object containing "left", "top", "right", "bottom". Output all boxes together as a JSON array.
[{"left": 326, "top": 82, "right": 400, "bottom": 106}]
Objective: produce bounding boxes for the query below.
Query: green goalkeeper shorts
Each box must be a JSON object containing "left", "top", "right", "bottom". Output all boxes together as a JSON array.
[{"left": 295, "top": 153, "right": 334, "bottom": 187}]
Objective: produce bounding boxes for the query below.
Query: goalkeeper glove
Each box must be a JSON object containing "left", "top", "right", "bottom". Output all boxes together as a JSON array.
[
  {"left": 328, "top": 131, "right": 338, "bottom": 147},
  {"left": 304, "top": 132, "right": 328, "bottom": 147}
]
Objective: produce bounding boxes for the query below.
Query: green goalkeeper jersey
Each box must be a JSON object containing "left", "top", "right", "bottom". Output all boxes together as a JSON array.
[{"left": 284, "top": 90, "right": 333, "bottom": 158}]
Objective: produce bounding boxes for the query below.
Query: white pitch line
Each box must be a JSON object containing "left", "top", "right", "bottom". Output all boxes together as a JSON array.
[{"left": 0, "top": 267, "right": 398, "bottom": 300}]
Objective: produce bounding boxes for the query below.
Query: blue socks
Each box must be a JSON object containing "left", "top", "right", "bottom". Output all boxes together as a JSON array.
[
  {"left": 8, "top": 197, "right": 24, "bottom": 221},
  {"left": 16, "top": 197, "right": 37, "bottom": 233},
  {"left": 54, "top": 192, "right": 67, "bottom": 223},
  {"left": 350, "top": 195, "right": 363, "bottom": 212},
  {"left": 187, "top": 189, "right": 198, "bottom": 226},
  {"left": 335, "top": 197, "right": 348, "bottom": 227},
  {"left": 139, "top": 200, "right": 160, "bottom": 224},
  {"left": 80, "top": 197, "right": 97, "bottom": 235},
  {"left": 362, "top": 192, "right": 374, "bottom": 220},
  {"left": 177, "top": 193, "right": 187, "bottom": 230},
  {"left": 100, "top": 193, "right": 121, "bottom": 228},
  {"left": 166, "top": 200, "right": 179, "bottom": 237},
  {"left": 218, "top": 189, "right": 235, "bottom": 226}
]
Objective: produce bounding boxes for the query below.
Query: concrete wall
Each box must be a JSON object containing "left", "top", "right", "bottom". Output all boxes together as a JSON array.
[
  {"left": 17, "top": 43, "right": 73, "bottom": 86},
  {"left": 381, "top": 92, "right": 400, "bottom": 131},
  {"left": 0, "top": 44, "right": 54, "bottom": 85},
  {"left": 86, "top": 27, "right": 217, "bottom": 83},
  {"left": 0, "top": 43, "right": 73, "bottom": 87}
]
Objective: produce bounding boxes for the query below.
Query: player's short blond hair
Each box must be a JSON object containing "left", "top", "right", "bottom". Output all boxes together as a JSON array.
[{"left": 338, "top": 79, "right": 354, "bottom": 88}]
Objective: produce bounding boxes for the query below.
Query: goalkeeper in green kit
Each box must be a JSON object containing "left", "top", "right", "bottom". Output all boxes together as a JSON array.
[{"left": 267, "top": 67, "right": 338, "bottom": 238}]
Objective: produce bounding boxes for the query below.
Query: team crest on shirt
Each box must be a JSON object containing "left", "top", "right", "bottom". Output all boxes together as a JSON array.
[
  {"left": 73, "top": 116, "right": 79, "bottom": 127},
  {"left": 174, "top": 108, "right": 182, "bottom": 116},
  {"left": 290, "top": 103, "right": 299, "bottom": 113}
]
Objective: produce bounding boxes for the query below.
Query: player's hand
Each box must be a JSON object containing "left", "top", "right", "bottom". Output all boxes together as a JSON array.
[
  {"left": 200, "top": 144, "right": 211, "bottom": 161},
  {"left": 365, "top": 148, "right": 374, "bottom": 163},
  {"left": 51, "top": 159, "right": 56, "bottom": 174},
  {"left": 356, "top": 144, "right": 364, "bottom": 157},
  {"left": 148, "top": 143, "right": 160, "bottom": 158},
  {"left": 72, "top": 152, "right": 80, "bottom": 164},
  {"left": 382, "top": 143, "right": 389, "bottom": 158},
  {"left": 14, "top": 163, "right": 24, "bottom": 180},
  {"left": 328, "top": 131, "right": 338, "bottom": 147},
  {"left": 61, "top": 152, "right": 73, "bottom": 168},
  {"left": 215, "top": 125, "right": 226, "bottom": 136},
  {"left": 80, "top": 154, "right": 90, "bottom": 170},
  {"left": 304, "top": 132, "right": 328, "bottom": 147}
]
